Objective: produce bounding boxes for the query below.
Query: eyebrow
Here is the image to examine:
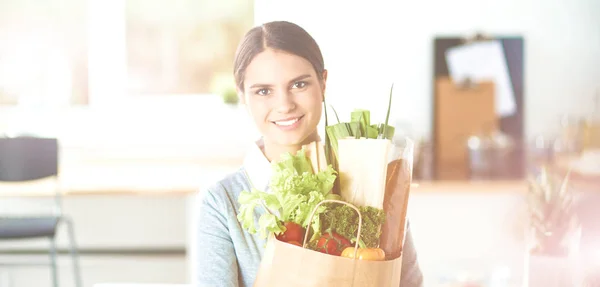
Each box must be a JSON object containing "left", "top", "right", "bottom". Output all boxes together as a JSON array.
[{"left": 249, "top": 74, "right": 312, "bottom": 89}]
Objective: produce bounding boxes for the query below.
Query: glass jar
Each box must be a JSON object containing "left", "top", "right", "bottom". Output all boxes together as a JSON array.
[
  {"left": 467, "top": 131, "right": 514, "bottom": 180},
  {"left": 554, "top": 114, "right": 584, "bottom": 156}
]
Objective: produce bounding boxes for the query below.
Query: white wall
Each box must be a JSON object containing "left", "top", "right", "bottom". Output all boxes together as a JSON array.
[
  {"left": 2, "top": 0, "right": 599, "bottom": 156},
  {"left": 255, "top": 0, "right": 600, "bottom": 140}
]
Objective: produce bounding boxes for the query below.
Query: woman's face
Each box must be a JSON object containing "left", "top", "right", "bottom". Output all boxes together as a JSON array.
[{"left": 240, "top": 48, "right": 326, "bottom": 148}]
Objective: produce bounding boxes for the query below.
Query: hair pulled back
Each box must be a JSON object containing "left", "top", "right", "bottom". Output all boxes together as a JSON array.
[{"left": 233, "top": 21, "right": 325, "bottom": 91}]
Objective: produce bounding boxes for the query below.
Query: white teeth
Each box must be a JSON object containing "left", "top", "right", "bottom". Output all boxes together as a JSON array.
[{"left": 274, "top": 118, "right": 299, "bottom": 126}]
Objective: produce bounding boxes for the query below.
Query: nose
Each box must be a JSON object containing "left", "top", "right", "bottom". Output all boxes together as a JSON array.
[{"left": 274, "top": 90, "right": 296, "bottom": 113}]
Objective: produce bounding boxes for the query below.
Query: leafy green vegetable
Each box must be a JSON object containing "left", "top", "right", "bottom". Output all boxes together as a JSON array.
[
  {"left": 237, "top": 148, "right": 339, "bottom": 240},
  {"left": 318, "top": 203, "right": 386, "bottom": 248}
]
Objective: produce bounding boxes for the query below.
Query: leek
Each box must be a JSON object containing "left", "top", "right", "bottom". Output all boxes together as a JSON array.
[
  {"left": 353, "top": 113, "right": 363, "bottom": 139},
  {"left": 324, "top": 82, "right": 397, "bottom": 154},
  {"left": 351, "top": 109, "right": 370, "bottom": 126},
  {"left": 351, "top": 109, "right": 370, "bottom": 136},
  {"left": 351, "top": 109, "right": 373, "bottom": 139},
  {"left": 373, "top": 124, "right": 395, "bottom": 140},
  {"left": 325, "top": 123, "right": 352, "bottom": 159}
]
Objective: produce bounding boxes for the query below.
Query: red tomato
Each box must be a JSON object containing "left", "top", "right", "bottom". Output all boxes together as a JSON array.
[
  {"left": 276, "top": 222, "right": 305, "bottom": 243},
  {"left": 315, "top": 232, "right": 352, "bottom": 256}
]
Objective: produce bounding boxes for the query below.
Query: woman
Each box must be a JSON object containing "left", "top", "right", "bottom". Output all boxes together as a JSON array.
[{"left": 194, "top": 20, "right": 424, "bottom": 287}]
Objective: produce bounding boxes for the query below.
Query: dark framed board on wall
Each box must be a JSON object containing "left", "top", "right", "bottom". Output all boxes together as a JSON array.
[{"left": 432, "top": 35, "right": 525, "bottom": 180}]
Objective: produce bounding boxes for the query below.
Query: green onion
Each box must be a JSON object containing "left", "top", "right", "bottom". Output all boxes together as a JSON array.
[
  {"left": 323, "top": 96, "right": 333, "bottom": 167},
  {"left": 331, "top": 105, "right": 342, "bottom": 124},
  {"left": 381, "top": 84, "right": 394, "bottom": 139}
]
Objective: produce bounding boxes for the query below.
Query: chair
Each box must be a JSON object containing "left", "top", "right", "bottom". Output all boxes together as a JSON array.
[{"left": 0, "top": 136, "right": 82, "bottom": 287}]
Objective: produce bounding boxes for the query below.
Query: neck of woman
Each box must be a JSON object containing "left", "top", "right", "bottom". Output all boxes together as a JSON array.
[{"left": 261, "top": 132, "right": 320, "bottom": 162}]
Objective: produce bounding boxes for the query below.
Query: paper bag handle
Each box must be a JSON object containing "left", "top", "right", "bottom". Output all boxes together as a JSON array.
[{"left": 302, "top": 199, "right": 362, "bottom": 259}]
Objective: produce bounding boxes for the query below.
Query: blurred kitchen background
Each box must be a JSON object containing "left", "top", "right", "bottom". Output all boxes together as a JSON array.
[{"left": 0, "top": 0, "right": 599, "bottom": 286}]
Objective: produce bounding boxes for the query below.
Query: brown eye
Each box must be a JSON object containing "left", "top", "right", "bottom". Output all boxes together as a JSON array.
[
  {"left": 256, "top": 88, "right": 270, "bottom": 96},
  {"left": 292, "top": 81, "right": 307, "bottom": 89}
]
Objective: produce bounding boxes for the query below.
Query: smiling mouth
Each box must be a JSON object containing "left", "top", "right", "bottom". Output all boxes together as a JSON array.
[{"left": 272, "top": 116, "right": 304, "bottom": 126}]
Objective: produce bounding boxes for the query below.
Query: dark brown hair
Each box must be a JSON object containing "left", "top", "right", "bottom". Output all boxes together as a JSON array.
[{"left": 233, "top": 21, "right": 325, "bottom": 91}]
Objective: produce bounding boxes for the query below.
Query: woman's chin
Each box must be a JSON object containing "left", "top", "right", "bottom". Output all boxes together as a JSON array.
[
  {"left": 272, "top": 134, "right": 313, "bottom": 149},
  {"left": 264, "top": 123, "right": 319, "bottom": 149}
]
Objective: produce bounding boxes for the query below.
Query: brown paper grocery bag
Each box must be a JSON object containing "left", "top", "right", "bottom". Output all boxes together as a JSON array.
[{"left": 253, "top": 200, "right": 404, "bottom": 287}]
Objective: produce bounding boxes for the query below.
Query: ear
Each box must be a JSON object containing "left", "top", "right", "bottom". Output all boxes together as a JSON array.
[
  {"left": 321, "top": 69, "right": 328, "bottom": 102},
  {"left": 237, "top": 87, "right": 245, "bottom": 105}
]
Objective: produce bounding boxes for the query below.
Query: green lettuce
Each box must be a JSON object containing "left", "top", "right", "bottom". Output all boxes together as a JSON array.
[{"left": 237, "top": 148, "right": 339, "bottom": 240}]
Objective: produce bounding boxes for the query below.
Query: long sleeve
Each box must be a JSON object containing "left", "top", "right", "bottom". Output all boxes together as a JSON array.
[
  {"left": 194, "top": 188, "right": 239, "bottom": 287},
  {"left": 399, "top": 221, "right": 424, "bottom": 287}
]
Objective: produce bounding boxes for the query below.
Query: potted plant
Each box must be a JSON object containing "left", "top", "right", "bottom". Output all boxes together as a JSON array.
[
  {"left": 210, "top": 72, "right": 239, "bottom": 106},
  {"left": 525, "top": 166, "right": 582, "bottom": 286}
]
